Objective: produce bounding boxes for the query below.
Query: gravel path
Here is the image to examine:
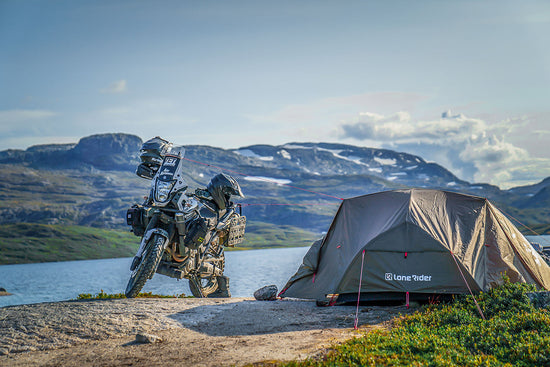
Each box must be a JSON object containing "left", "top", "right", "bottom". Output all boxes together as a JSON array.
[{"left": 0, "top": 297, "right": 412, "bottom": 366}]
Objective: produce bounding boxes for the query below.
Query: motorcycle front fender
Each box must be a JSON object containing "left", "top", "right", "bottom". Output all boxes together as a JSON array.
[{"left": 135, "top": 228, "right": 170, "bottom": 258}]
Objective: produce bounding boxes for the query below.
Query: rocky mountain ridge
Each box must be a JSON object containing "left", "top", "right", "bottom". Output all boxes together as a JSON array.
[{"left": 1, "top": 133, "right": 549, "bottom": 234}]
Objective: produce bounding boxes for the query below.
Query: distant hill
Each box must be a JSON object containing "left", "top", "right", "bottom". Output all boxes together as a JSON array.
[{"left": 0, "top": 132, "right": 549, "bottom": 264}]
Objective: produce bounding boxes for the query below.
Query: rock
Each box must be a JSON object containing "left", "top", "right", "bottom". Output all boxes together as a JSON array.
[
  {"left": 135, "top": 332, "right": 163, "bottom": 344},
  {"left": 0, "top": 287, "right": 12, "bottom": 296},
  {"left": 72, "top": 133, "right": 142, "bottom": 170},
  {"left": 254, "top": 285, "right": 278, "bottom": 301},
  {"left": 527, "top": 292, "right": 550, "bottom": 309}
]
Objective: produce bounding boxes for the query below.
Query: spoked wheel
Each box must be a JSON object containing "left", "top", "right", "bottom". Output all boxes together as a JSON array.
[
  {"left": 189, "top": 242, "right": 227, "bottom": 298},
  {"left": 125, "top": 234, "right": 165, "bottom": 298}
]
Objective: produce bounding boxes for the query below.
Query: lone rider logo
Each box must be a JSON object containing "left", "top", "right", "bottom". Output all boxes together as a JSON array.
[{"left": 384, "top": 272, "right": 433, "bottom": 282}]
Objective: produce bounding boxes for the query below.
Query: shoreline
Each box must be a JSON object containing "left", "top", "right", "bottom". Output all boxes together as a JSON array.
[
  {"left": 0, "top": 297, "right": 411, "bottom": 366},
  {"left": 0, "top": 245, "right": 311, "bottom": 267}
]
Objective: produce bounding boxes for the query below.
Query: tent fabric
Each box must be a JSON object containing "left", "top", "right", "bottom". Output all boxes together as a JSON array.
[{"left": 280, "top": 189, "right": 550, "bottom": 301}]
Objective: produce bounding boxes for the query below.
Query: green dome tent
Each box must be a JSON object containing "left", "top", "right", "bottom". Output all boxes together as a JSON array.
[{"left": 279, "top": 189, "right": 550, "bottom": 304}]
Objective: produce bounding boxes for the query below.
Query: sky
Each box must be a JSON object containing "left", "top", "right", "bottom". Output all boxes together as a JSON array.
[{"left": 1, "top": 0, "right": 549, "bottom": 189}]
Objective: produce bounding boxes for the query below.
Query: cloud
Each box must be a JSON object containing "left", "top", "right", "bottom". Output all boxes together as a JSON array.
[
  {"left": 339, "top": 111, "right": 550, "bottom": 188},
  {"left": 0, "top": 109, "right": 64, "bottom": 150},
  {"left": 0, "top": 109, "right": 57, "bottom": 135},
  {"left": 100, "top": 79, "right": 127, "bottom": 94},
  {"left": 341, "top": 111, "right": 490, "bottom": 143},
  {"left": 0, "top": 109, "right": 56, "bottom": 124},
  {"left": 247, "top": 92, "right": 428, "bottom": 126}
]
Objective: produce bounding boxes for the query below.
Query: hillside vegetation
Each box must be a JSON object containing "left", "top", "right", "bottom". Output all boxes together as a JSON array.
[
  {"left": 0, "top": 224, "right": 138, "bottom": 264},
  {"left": 1, "top": 133, "right": 549, "bottom": 264},
  {"left": 0, "top": 222, "right": 317, "bottom": 265},
  {"left": 282, "top": 279, "right": 550, "bottom": 367}
]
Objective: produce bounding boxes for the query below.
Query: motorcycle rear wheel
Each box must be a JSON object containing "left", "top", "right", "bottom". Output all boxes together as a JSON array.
[
  {"left": 125, "top": 234, "right": 165, "bottom": 298},
  {"left": 189, "top": 253, "right": 226, "bottom": 298}
]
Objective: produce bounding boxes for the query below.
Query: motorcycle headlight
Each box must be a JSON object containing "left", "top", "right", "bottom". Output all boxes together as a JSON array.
[{"left": 155, "top": 181, "right": 174, "bottom": 202}]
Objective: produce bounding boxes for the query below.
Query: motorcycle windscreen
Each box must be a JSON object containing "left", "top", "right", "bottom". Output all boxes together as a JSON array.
[{"left": 157, "top": 155, "right": 181, "bottom": 182}]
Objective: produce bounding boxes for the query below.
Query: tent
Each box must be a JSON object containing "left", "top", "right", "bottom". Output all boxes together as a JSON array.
[{"left": 279, "top": 189, "right": 550, "bottom": 304}]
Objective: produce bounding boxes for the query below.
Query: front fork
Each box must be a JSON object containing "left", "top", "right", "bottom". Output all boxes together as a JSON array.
[{"left": 130, "top": 212, "right": 174, "bottom": 270}]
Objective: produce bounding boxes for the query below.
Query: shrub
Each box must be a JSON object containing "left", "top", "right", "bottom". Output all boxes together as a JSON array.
[{"left": 281, "top": 278, "right": 550, "bottom": 367}]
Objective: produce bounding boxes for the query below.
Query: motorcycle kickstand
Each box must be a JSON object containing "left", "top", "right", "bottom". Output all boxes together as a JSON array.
[{"left": 189, "top": 275, "right": 205, "bottom": 298}]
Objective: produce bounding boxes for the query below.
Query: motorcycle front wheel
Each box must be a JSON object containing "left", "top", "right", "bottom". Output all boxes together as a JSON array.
[{"left": 125, "top": 234, "right": 165, "bottom": 298}]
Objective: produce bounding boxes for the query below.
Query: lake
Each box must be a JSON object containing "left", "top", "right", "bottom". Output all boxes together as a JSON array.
[
  {"left": 0, "top": 247, "right": 309, "bottom": 308},
  {"left": 2, "top": 236, "right": 549, "bottom": 308}
]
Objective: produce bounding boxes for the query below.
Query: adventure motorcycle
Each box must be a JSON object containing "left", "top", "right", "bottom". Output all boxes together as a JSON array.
[{"left": 125, "top": 137, "right": 246, "bottom": 298}]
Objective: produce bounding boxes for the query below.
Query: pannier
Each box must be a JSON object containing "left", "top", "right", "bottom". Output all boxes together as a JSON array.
[{"left": 126, "top": 205, "right": 147, "bottom": 236}]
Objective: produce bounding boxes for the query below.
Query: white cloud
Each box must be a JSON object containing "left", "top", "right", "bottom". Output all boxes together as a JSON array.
[
  {"left": 339, "top": 111, "right": 550, "bottom": 188},
  {"left": 0, "top": 109, "right": 72, "bottom": 150},
  {"left": 100, "top": 79, "right": 127, "bottom": 94},
  {"left": 246, "top": 92, "right": 428, "bottom": 126},
  {"left": 0, "top": 109, "right": 57, "bottom": 136},
  {"left": 0, "top": 109, "right": 56, "bottom": 124}
]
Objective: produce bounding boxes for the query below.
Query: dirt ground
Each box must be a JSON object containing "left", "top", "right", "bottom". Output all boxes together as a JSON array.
[{"left": 0, "top": 297, "right": 412, "bottom": 366}]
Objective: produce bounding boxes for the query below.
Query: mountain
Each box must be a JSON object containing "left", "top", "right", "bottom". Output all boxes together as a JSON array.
[
  {"left": 1, "top": 133, "right": 549, "bottom": 236},
  {"left": 0, "top": 133, "right": 141, "bottom": 171},
  {"left": 507, "top": 177, "right": 550, "bottom": 209}
]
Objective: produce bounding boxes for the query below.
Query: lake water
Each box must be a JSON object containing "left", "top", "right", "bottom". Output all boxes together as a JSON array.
[
  {"left": 0, "top": 247, "right": 309, "bottom": 308},
  {"left": 2, "top": 236, "right": 549, "bottom": 308}
]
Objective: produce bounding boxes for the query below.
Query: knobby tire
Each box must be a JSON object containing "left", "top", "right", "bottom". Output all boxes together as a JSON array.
[{"left": 125, "top": 234, "right": 165, "bottom": 298}]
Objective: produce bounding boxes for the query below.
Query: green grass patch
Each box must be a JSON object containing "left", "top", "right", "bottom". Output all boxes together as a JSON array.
[
  {"left": 282, "top": 277, "right": 550, "bottom": 367},
  {"left": 76, "top": 290, "right": 192, "bottom": 300},
  {"left": 0, "top": 221, "right": 318, "bottom": 264},
  {"left": 0, "top": 223, "right": 139, "bottom": 265},
  {"left": 233, "top": 220, "right": 318, "bottom": 250},
  {"left": 518, "top": 223, "right": 550, "bottom": 236}
]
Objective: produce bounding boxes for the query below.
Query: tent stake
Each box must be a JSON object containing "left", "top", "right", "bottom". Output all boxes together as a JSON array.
[{"left": 354, "top": 249, "right": 366, "bottom": 329}]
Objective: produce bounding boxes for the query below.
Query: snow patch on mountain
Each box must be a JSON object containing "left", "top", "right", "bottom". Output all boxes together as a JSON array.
[
  {"left": 282, "top": 144, "right": 310, "bottom": 150},
  {"left": 374, "top": 157, "right": 396, "bottom": 166},
  {"left": 279, "top": 150, "right": 291, "bottom": 160},
  {"left": 236, "top": 149, "right": 274, "bottom": 161},
  {"left": 244, "top": 176, "right": 292, "bottom": 185}
]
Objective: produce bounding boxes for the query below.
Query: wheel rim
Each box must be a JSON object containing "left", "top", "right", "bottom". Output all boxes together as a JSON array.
[{"left": 189, "top": 249, "right": 225, "bottom": 297}]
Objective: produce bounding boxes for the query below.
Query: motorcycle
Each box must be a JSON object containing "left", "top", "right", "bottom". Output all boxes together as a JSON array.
[{"left": 125, "top": 137, "right": 246, "bottom": 298}]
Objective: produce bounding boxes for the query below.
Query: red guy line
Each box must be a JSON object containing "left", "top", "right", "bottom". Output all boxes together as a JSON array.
[{"left": 238, "top": 203, "right": 340, "bottom": 207}]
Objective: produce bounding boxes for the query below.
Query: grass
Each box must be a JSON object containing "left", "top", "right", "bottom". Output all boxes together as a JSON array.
[
  {"left": 76, "top": 290, "right": 192, "bottom": 299},
  {"left": 0, "top": 223, "right": 139, "bottom": 265},
  {"left": 234, "top": 220, "right": 318, "bottom": 250},
  {"left": 0, "top": 221, "right": 318, "bottom": 265},
  {"left": 518, "top": 223, "right": 550, "bottom": 236},
  {"left": 279, "top": 277, "right": 550, "bottom": 367}
]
